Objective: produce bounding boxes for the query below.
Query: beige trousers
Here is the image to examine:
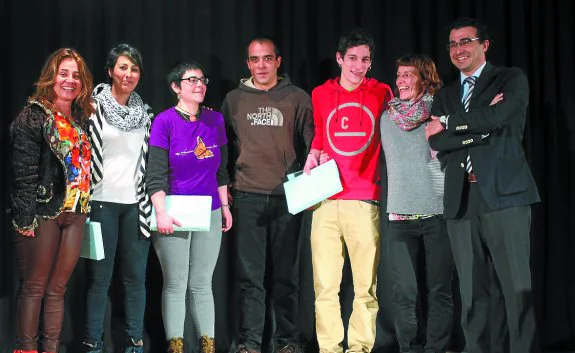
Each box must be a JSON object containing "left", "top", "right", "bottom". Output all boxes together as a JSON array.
[{"left": 311, "top": 199, "right": 380, "bottom": 353}]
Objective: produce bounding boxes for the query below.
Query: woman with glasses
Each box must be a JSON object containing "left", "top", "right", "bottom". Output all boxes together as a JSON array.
[{"left": 146, "top": 61, "right": 232, "bottom": 353}]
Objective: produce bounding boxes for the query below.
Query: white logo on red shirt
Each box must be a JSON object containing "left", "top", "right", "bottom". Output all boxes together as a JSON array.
[{"left": 327, "top": 103, "right": 375, "bottom": 156}]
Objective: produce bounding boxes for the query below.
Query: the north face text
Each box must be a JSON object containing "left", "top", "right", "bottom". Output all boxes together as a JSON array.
[{"left": 246, "top": 107, "right": 284, "bottom": 126}]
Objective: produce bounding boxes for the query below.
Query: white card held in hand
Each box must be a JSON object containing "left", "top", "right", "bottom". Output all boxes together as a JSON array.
[
  {"left": 151, "top": 195, "right": 212, "bottom": 232},
  {"left": 283, "top": 159, "right": 343, "bottom": 215}
]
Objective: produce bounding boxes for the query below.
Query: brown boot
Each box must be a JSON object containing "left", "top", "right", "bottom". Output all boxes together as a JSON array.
[
  {"left": 167, "top": 337, "right": 184, "bottom": 353},
  {"left": 200, "top": 336, "right": 215, "bottom": 353}
]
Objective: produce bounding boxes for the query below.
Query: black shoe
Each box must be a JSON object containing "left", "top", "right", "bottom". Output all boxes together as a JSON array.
[{"left": 277, "top": 343, "right": 301, "bottom": 353}]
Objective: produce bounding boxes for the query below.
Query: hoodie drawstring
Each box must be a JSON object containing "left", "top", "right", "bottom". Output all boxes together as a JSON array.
[
  {"left": 335, "top": 89, "right": 340, "bottom": 124},
  {"left": 359, "top": 89, "right": 364, "bottom": 127},
  {"left": 332, "top": 77, "right": 368, "bottom": 126}
]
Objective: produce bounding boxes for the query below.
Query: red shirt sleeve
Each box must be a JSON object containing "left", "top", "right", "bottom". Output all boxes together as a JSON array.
[{"left": 310, "top": 88, "right": 324, "bottom": 151}]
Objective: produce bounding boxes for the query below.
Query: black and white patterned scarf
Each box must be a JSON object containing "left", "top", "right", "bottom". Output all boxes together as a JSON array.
[
  {"left": 92, "top": 83, "right": 150, "bottom": 131},
  {"left": 89, "top": 84, "right": 154, "bottom": 237}
]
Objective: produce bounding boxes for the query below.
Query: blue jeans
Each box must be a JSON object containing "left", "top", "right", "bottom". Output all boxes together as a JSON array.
[{"left": 84, "top": 201, "right": 150, "bottom": 342}]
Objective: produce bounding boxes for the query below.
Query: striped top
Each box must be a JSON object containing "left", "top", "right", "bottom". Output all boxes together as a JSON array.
[{"left": 89, "top": 100, "right": 154, "bottom": 237}]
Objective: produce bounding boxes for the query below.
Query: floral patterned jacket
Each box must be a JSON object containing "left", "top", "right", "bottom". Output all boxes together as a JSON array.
[{"left": 9, "top": 100, "right": 91, "bottom": 235}]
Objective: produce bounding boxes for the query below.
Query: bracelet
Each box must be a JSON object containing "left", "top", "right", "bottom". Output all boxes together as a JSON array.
[{"left": 221, "top": 204, "right": 231, "bottom": 209}]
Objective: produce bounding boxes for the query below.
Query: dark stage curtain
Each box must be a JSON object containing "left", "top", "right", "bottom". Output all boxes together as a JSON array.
[{"left": 1, "top": 0, "right": 574, "bottom": 352}]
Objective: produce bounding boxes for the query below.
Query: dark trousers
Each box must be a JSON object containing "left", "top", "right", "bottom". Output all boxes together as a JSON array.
[
  {"left": 387, "top": 216, "right": 454, "bottom": 353},
  {"left": 486, "top": 259, "right": 509, "bottom": 353},
  {"left": 14, "top": 212, "right": 86, "bottom": 352},
  {"left": 447, "top": 182, "right": 536, "bottom": 353},
  {"left": 233, "top": 191, "right": 301, "bottom": 351},
  {"left": 84, "top": 201, "right": 150, "bottom": 342}
]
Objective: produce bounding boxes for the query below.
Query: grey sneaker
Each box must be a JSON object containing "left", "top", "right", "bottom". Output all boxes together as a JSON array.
[
  {"left": 235, "top": 343, "right": 261, "bottom": 353},
  {"left": 82, "top": 339, "right": 106, "bottom": 353}
]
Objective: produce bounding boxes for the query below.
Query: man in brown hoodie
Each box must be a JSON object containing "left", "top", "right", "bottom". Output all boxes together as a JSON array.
[{"left": 220, "top": 36, "right": 314, "bottom": 353}]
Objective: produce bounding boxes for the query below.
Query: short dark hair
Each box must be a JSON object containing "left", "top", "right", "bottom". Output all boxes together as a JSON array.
[
  {"left": 395, "top": 53, "right": 443, "bottom": 96},
  {"left": 337, "top": 28, "right": 376, "bottom": 59},
  {"left": 246, "top": 36, "right": 281, "bottom": 58},
  {"left": 448, "top": 17, "right": 491, "bottom": 43},
  {"left": 166, "top": 60, "right": 205, "bottom": 89},
  {"left": 105, "top": 43, "right": 144, "bottom": 75}
]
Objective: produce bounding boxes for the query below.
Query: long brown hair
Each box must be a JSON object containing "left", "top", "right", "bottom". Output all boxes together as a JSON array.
[
  {"left": 396, "top": 53, "right": 442, "bottom": 95},
  {"left": 30, "top": 48, "right": 95, "bottom": 122}
]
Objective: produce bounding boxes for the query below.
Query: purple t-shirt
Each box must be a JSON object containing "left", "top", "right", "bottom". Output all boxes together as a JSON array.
[{"left": 149, "top": 107, "right": 227, "bottom": 210}]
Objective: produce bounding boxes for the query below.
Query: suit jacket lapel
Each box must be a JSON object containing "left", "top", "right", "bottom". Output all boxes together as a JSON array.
[{"left": 446, "top": 79, "right": 465, "bottom": 113}]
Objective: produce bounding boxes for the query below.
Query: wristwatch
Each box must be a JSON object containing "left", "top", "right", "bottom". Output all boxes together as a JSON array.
[{"left": 439, "top": 115, "right": 449, "bottom": 127}]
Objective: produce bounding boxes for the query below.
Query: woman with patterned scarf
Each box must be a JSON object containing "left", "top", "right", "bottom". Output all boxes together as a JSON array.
[
  {"left": 380, "top": 53, "right": 455, "bottom": 353},
  {"left": 82, "top": 44, "right": 153, "bottom": 353}
]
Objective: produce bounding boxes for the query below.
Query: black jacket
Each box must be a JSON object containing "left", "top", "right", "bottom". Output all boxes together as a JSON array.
[
  {"left": 9, "top": 101, "right": 88, "bottom": 233},
  {"left": 429, "top": 63, "right": 540, "bottom": 218}
]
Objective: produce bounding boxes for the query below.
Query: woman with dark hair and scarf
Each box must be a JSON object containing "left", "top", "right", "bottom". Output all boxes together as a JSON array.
[
  {"left": 82, "top": 44, "right": 153, "bottom": 353},
  {"left": 380, "top": 53, "right": 453, "bottom": 353},
  {"left": 10, "top": 47, "right": 94, "bottom": 353}
]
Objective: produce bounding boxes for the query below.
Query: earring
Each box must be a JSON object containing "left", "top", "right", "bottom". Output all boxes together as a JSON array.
[
  {"left": 338, "top": 63, "right": 342, "bottom": 69},
  {"left": 368, "top": 66, "right": 372, "bottom": 71}
]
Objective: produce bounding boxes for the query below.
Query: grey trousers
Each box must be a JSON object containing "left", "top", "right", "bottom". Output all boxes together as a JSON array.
[{"left": 152, "top": 209, "right": 222, "bottom": 339}]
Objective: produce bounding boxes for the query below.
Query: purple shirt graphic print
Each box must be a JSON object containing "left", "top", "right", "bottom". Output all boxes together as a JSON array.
[{"left": 149, "top": 107, "right": 227, "bottom": 210}]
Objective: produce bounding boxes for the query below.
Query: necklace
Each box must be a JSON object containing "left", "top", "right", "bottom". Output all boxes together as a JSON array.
[{"left": 176, "top": 104, "right": 201, "bottom": 121}]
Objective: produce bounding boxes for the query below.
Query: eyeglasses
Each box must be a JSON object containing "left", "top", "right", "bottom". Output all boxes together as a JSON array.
[
  {"left": 446, "top": 37, "right": 480, "bottom": 51},
  {"left": 179, "top": 76, "right": 209, "bottom": 85}
]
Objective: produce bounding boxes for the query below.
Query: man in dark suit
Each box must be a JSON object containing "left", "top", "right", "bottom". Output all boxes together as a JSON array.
[{"left": 425, "top": 17, "right": 540, "bottom": 353}]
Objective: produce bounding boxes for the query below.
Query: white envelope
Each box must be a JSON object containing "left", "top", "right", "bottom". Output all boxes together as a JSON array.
[
  {"left": 283, "top": 159, "right": 343, "bottom": 215},
  {"left": 81, "top": 219, "right": 105, "bottom": 261},
  {"left": 151, "top": 195, "right": 212, "bottom": 232}
]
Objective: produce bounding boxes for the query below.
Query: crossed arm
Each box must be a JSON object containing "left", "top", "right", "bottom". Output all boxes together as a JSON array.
[{"left": 426, "top": 93, "right": 503, "bottom": 152}]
